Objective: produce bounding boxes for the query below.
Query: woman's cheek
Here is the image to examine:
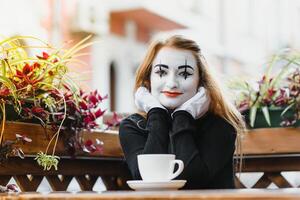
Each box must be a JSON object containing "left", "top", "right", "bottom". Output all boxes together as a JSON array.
[{"left": 150, "top": 80, "right": 163, "bottom": 99}]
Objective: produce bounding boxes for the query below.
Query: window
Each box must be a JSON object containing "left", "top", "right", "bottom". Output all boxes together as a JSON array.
[{"left": 109, "top": 62, "right": 116, "bottom": 111}]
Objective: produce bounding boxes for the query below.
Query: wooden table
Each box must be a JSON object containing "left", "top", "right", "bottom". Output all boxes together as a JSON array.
[{"left": 1, "top": 189, "right": 300, "bottom": 200}]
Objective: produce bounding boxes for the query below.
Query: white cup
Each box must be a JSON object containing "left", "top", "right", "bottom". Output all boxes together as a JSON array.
[{"left": 137, "top": 154, "right": 184, "bottom": 182}]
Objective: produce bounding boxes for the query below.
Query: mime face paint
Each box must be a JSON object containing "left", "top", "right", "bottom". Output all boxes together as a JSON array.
[{"left": 150, "top": 47, "right": 200, "bottom": 109}]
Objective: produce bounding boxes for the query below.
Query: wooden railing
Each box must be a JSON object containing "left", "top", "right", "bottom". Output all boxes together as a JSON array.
[
  {"left": 236, "top": 127, "right": 300, "bottom": 188},
  {"left": 0, "top": 122, "right": 300, "bottom": 191}
]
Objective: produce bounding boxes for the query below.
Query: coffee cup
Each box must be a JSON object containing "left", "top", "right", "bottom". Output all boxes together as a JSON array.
[{"left": 137, "top": 154, "right": 184, "bottom": 182}]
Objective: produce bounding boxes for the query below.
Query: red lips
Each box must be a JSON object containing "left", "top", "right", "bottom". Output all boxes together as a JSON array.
[{"left": 161, "top": 91, "right": 183, "bottom": 98}]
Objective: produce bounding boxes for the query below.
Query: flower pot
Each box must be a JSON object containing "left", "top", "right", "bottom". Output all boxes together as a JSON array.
[{"left": 243, "top": 108, "right": 300, "bottom": 129}]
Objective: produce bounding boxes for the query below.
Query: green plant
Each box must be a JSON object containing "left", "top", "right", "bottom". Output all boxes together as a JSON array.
[
  {"left": 0, "top": 35, "right": 105, "bottom": 170},
  {"left": 35, "top": 151, "right": 60, "bottom": 171},
  {"left": 229, "top": 49, "right": 300, "bottom": 127}
]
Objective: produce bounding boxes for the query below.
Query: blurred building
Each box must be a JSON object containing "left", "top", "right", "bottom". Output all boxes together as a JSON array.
[{"left": 1, "top": 0, "right": 300, "bottom": 113}]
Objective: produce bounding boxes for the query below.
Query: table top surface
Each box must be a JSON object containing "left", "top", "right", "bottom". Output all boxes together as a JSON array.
[{"left": 1, "top": 189, "right": 300, "bottom": 200}]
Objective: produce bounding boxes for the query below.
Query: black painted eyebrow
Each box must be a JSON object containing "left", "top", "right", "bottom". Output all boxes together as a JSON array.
[
  {"left": 178, "top": 65, "right": 194, "bottom": 71},
  {"left": 154, "top": 64, "right": 169, "bottom": 69}
]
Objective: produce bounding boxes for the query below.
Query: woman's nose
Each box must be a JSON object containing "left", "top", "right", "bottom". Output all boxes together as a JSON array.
[{"left": 165, "top": 73, "right": 179, "bottom": 89}]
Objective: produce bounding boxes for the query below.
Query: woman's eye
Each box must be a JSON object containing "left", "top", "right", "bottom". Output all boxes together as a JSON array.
[
  {"left": 179, "top": 71, "right": 192, "bottom": 79},
  {"left": 155, "top": 70, "right": 167, "bottom": 77}
]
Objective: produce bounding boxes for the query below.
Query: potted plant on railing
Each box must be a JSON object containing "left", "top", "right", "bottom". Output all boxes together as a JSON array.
[
  {"left": 229, "top": 49, "right": 300, "bottom": 128},
  {"left": 0, "top": 35, "right": 110, "bottom": 176}
]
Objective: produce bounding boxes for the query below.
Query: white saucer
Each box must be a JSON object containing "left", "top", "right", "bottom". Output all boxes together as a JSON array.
[{"left": 126, "top": 180, "right": 187, "bottom": 191}]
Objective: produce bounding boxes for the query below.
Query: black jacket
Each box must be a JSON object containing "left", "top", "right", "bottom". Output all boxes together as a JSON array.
[{"left": 119, "top": 108, "right": 237, "bottom": 189}]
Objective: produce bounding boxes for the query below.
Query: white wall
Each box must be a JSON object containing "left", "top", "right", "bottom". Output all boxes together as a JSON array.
[
  {"left": 0, "top": 0, "right": 47, "bottom": 39},
  {"left": 91, "top": 35, "right": 146, "bottom": 113}
]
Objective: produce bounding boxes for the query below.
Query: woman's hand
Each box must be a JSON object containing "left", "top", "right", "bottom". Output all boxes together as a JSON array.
[
  {"left": 135, "top": 87, "right": 166, "bottom": 113},
  {"left": 173, "top": 87, "right": 210, "bottom": 119}
]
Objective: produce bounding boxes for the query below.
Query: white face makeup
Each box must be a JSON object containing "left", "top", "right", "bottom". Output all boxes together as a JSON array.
[{"left": 150, "top": 47, "right": 200, "bottom": 109}]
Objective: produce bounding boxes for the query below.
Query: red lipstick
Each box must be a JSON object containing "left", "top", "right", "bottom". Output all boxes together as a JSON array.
[{"left": 161, "top": 91, "right": 183, "bottom": 98}]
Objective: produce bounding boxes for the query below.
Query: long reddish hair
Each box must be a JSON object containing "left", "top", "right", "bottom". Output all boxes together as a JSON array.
[{"left": 134, "top": 35, "right": 245, "bottom": 172}]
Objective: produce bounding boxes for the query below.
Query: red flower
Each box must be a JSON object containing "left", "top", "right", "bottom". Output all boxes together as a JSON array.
[
  {"left": 94, "top": 108, "right": 105, "bottom": 118},
  {"left": 85, "top": 139, "right": 93, "bottom": 146},
  {"left": 83, "top": 139, "right": 103, "bottom": 153},
  {"left": 33, "top": 62, "right": 40, "bottom": 69},
  {"left": 22, "top": 63, "right": 33, "bottom": 75},
  {"left": 97, "top": 94, "right": 108, "bottom": 102},
  {"left": 79, "top": 101, "right": 88, "bottom": 110},
  {"left": 31, "top": 107, "right": 47, "bottom": 119},
  {"left": 0, "top": 88, "right": 10, "bottom": 96},
  {"left": 89, "top": 94, "right": 98, "bottom": 105},
  {"left": 14, "top": 63, "right": 43, "bottom": 86},
  {"left": 16, "top": 69, "right": 23, "bottom": 78},
  {"left": 274, "top": 89, "right": 289, "bottom": 107},
  {"left": 37, "top": 52, "right": 49, "bottom": 60},
  {"left": 31, "top": 107, "right": 45, "bottom": 114},
  {"left": 84, "top": 116, "right": 93, "bottom": 124},
  {"left": 267, "top": 87, "right": 276, "bottom": 97}
]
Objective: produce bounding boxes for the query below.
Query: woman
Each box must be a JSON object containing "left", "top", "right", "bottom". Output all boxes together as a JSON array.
[{"left": 119, "top": 35, "right": 245, "bottom": 189}]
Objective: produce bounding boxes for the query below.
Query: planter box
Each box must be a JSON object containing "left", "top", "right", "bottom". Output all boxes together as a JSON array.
[
  {"left": 243, "top": 108, "right": 300, "bottom": 129},
  {"left": 3, "top": 121, "right": 123, "bottom": 157},
  {"left": 3, "top": 121, "right": 300, "bottom": 157},
  {"left": 241, "top": 127, "right": 300, "bottom": 155}
]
